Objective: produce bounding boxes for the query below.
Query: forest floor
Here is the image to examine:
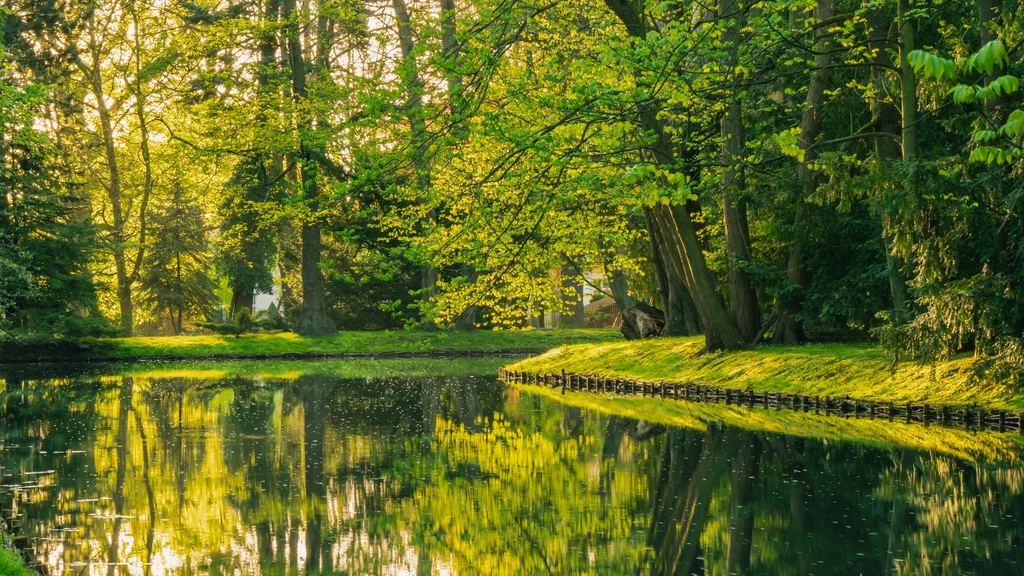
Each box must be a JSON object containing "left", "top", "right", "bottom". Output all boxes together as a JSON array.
[
  {"left": 0, "top": 328, "right": 621, "bottom": 363},
  {"left": 507, "top": 336, "right": 1024, "bottom": 410}
]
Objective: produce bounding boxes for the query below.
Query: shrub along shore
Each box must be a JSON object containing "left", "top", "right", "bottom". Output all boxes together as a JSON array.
[
  {"left": 0, "top": 328, "right": 621, "bottom": 364},
  {"left": 506, "top": 336, "right": 1024, "bottom": 411}
]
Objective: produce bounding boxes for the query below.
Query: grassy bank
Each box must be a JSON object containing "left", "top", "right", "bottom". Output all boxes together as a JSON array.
[
  {"left": 508, "top": 336, "right": 1024, "bottom": 410},
  {"left": 1, "top": 328, "right": 620, "bottom": 363}
]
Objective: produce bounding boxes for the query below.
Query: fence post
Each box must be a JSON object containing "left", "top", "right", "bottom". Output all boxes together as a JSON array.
[{"left": 561, "top": 369, "right": 567, "bottom": 395}]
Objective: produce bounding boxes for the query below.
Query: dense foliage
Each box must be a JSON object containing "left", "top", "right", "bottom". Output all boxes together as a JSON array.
[{"left": 1, "top": 0, "right": 1023, "bottom": 368}]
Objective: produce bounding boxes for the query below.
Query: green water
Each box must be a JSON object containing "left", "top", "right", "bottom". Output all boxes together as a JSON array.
[{"left": 1, "top": 361, "right": 1023, "bottom": 575}]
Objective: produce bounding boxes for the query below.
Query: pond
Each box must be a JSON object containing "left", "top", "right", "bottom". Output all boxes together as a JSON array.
[{"left": 2, "top": 360, "right": 1023, "bottom": 575}]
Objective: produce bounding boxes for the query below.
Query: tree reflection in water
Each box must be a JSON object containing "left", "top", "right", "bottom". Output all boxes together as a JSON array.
[{"left": 1, "top": 368, "right": 1023, "bottom": 575}]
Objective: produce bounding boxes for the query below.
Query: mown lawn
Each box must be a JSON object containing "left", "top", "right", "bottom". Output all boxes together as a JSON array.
[{"left": 507, "top": 336, "right": 1024, "bottom": 410}]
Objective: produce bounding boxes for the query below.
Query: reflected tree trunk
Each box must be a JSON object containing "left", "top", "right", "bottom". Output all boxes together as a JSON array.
[
  {"left": 726, "top": 434, "right": 762, "bottom": 575},
  {"left": 449, "top": 378, "right": 481, "bottom": 433},
  {"left": 301, "top": 375, "right": 335, "bottom": 573},
  {"left": 647, "top": 429, "right": 703, "bottom": 558},
  {"left": 133, "top": 409, "right": 157, "bottom": 576},
  {"left": 421, "top": 378, "right": 442, "bottom": 438},
  {"left": 107, "top": 378, "right": 134, "bottom": 576},
  {"left": 659, "top": 425, "right": 735, "bottom": 575}
]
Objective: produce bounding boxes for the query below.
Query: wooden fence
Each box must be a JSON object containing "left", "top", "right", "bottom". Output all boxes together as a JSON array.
[{"left": 498, "top": 368, "right": 1024, "bottom": 434}]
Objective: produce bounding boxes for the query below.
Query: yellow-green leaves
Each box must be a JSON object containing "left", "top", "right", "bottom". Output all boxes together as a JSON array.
[{"left": 775, "top": 128, "right": 805, "bottom": 162}]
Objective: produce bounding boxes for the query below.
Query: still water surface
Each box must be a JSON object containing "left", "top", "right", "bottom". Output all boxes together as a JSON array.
[{"left": 2, "top": 361, "right": 1023, "bottom": 575}]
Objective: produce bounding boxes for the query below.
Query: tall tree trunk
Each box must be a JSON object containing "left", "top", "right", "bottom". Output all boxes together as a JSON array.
[
  {"left": 604, "top": 0, "right": 746, "bottom": 350},
  {"left": 130, "top": 4, "right": 153, "bottom": 291},
  {"left": 87, "top": 46, "right": 133, "bottom": 335},
  {"left": 774, "top": 0, "right": 834, "bottom": 344},
  {"left": 440, "top": 0, "right": 478, "bottom": 330},
  {"left": 883, "top": 0, "right": 920, "bottom": 312},
  {"left": 393, "top": 0, "right": 439, "bottom": 312},
  {"left": 869, "top": 12, "right": 908, "bottom": 310},
  {"left": 175, "top": 254, "right": 183, "bottom": 334},
  {"left": 453, "top": 265, "right": 479, "bottom": 330},
  {"left": 284, "top": 0, "right": 336, "bottom": 335},
  {"left": 720, "top": 0, "right": 761, "bottom": 343}
]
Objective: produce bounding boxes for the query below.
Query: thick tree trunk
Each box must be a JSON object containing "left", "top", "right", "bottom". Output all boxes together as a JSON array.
[
  {"left": 117, "top": 284, "right": 133, "bottom": 338},
  {"left": 646, "top": 208, "right": 700, "bottom": 336},
  {"left": 609, "top": 268, "right": 635, "bottom": 310},
  {"left": 231, "top": 289, "right": 255, "bottom": 319},
  {"left": 654, "top": 206, "right": 746, "bottom": 349},
  {"left": 720, "top": 0, "right": 761, "bottom": 343},
  {"left": 284, "top": 0, "right": 336, "bottom": 335},
  {"left": 871, "top": 14, "right": 902, "bottom": 160},
  {"left": 775, "top": 0, "right": 833, "bottom": 344},
  {"left": 646, "top": 209, "right": 672, "bottom": 311}
]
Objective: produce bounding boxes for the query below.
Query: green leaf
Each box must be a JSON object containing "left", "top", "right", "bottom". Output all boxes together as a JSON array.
[
  {"left": 908, "top": 50, "right": 955, "bottom": 81},
  {"left": 951, "top": 85, "right": 977, "bottom": 104},
  {"left": 966, "top": 40, "right": 1009, "bottom": 76}
]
